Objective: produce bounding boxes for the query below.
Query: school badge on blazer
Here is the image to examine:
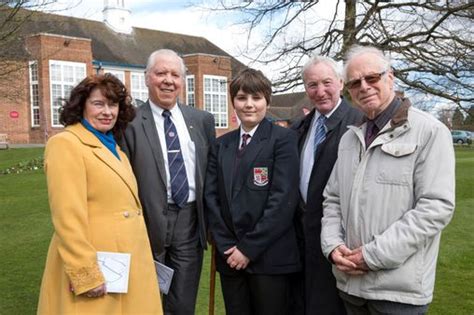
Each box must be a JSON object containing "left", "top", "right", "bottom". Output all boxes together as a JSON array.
[{"left": 253, "top": 167, "right": 269, "bottom": 186}]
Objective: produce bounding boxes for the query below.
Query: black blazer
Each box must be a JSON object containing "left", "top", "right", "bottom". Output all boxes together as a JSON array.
[
  {"left": 205, "top": 118, "right": 301, "bottom": 275},
  {"left": 292, "top": 98, "right": 362, "bottom": 315},
  {"left": 120, "top": 102, "right": 216, "bottom": 258}
]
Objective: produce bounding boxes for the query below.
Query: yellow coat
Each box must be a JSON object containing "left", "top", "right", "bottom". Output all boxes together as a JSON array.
[{"left": 37, "top": 124, "right": 163, "bottom": 315}]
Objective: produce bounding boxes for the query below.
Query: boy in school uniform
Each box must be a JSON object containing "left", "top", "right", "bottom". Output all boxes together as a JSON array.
[{"left": 205, "top": 68, "right": 301, "bottom": 315}]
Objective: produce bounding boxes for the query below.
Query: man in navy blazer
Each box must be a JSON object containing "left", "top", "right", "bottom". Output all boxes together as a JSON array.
[
  {"left": 291, "top": 56, "right": 362, "bottom": 315},
  {"left": 205, "top": 68, "right": 300, "bottom": 315},
  {"left": 120, "top": 49, "right": 215, "bottom": 315}
]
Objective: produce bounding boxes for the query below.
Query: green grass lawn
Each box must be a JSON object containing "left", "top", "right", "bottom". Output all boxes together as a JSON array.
[{"left": 0, "top": 147, "right": 472, "bottom": 314}]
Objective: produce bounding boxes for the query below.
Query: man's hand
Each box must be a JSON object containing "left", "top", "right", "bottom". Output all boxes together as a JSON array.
[
  {"left": 224, "top": 246, "right": 249, "bottom": 270},
  {"left": 330, "top": 245, "right": 366, "bottom": 275},
  {"left": 345, "top": 246, "right": 369, "bottom": 271}
]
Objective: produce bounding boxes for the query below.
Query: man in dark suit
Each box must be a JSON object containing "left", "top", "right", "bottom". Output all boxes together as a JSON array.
[
  {"left": 120, "top": 49, "right": 215, "bottom": 315},
  {"left": 291, "top": 56, "right": 362, "bottom": 314},
  {"left": 205, "top": 68, "right": 301, "bottom": 315}
]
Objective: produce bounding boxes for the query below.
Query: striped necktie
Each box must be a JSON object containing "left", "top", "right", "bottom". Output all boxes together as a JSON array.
[
  {"left": 313, "top": 114, "right": 327, "bottom": 153},
  {"left": 240, "top": 133, "right": 251, "bottom": 151},
  {"left": 162, "top": 110, "right": 189, "bottom": 208}
]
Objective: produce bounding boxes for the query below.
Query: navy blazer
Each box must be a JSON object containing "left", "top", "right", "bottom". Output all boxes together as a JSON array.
[
  {"left": 205, "top": 118, "right": 301, "bottom": 275},
  {"left": 292, "top": 98, "right": 362, "bottom": 315}
]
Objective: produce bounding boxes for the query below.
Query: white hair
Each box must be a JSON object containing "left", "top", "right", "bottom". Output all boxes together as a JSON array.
[
  {"left": 145, "top": 49, "right": 186, "bottom": 77},
  {"left": 301, "top": 55, "right": 343, "bottom": 83},
  {"left": 343, "top": 45, "right": 391, "bottom": 81}
]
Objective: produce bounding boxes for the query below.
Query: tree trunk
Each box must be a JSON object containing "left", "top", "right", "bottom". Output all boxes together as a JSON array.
[{"left": 342, "top": 0, "right": 357, "bottom": 58}]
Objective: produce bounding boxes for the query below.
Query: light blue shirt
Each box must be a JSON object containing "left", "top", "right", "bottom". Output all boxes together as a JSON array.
[{"left": 299, "top": 99, "right": 341, "bottom": 203}]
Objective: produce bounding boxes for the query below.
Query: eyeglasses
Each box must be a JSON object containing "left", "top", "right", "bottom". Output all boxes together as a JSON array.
[{"left": 346, "top": 71, "right": 387, "bottom": 90}]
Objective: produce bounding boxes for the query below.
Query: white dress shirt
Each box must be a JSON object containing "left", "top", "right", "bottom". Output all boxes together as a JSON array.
[
  {"left": 150, "top": 101, "right": 196, "bottom": 204},
  {"left": 239, "top": 124, "right": 259, "bottom": 148},
  {"left": 299, "top": 99, "right": 341, "bottom": 203}
]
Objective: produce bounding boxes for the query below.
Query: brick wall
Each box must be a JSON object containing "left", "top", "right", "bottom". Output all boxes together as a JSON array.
[
  {"left": 0, "top": 35, "right": 239, "bottom": 144},
  {"left": 0, "top": 61, "right": 30, "bottom": 143},
  {"left": 25, "top": 33, "right": 93, "bottom": 143},
  {"left": 184, "top": 54, "right": 239, "bottom": 137}
]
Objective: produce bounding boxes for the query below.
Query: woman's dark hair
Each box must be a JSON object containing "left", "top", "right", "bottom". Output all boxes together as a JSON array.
[
  {"left": 229, "top": 68, "right": 272, "bottom": 105},
  {"left": 59, "top": 73, "right": 135, "bottom": 138}
]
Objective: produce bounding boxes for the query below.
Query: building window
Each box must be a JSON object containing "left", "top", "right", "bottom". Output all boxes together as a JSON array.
[
  {"left": 49, "top": 60, "right": 86, "bottom": 127},
  {"left": 131, "top": 71, "right": 148, "bottom": 104},
  {"left": 104, "top": 69, "right": 125, "bottom": 83},
  {"left": 186, "top": 75, "right": 195, "bottom": 107},
  {"left": 29, "top": 61, "right": 40, "bottom": 127},
  {"left": 203, "top": 75, "right": 228, "bottom": 128}
]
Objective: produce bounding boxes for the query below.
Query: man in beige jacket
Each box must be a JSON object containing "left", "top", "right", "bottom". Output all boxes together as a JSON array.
[{"left": 321, "top": 45, "right": 455, "bottom": 315}]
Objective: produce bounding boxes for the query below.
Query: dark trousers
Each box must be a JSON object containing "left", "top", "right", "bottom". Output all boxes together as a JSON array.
[
  {"left": 220, "top": 272, "right": 291, "bottom": 315},
  {"left": 162, "top": 202, "right": 203, "bottom": 315},
  {"left": 289, "top": 201, "right": 305, "bottom": 315},
  {"left": 340, "top": 291, "right": 429, "bottom": 315}
]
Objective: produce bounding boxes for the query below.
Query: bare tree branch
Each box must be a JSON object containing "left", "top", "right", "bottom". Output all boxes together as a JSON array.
[{"left": 206, "top": 0, "right": 474, "bottom": 111}]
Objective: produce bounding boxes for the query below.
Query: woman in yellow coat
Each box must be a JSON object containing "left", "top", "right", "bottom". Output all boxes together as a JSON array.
[{"left": 37, "top": 74, "right": 163, "bottom": 314}]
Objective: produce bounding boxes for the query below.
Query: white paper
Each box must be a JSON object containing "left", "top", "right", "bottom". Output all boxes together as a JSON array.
[
  {"left": 97, "top": 251, "right": 131, "bottom": 293},
  {"left": 154, "top": 260, "right": 174, "bottom": 295}
]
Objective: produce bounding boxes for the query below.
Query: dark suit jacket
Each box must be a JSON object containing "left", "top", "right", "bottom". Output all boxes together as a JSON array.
[
  {"left": 205, "top": 118, "right": 301, "bottom": 275},
  {"left": 292, "top": 98, "right": 362, "bottom": 315},
  {"left": 120, "top": 101, "right": 215, "bottom": 257}
]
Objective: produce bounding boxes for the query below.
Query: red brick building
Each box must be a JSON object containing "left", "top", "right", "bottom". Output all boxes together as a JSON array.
[{"left": 0, "top": 5, "right": 244, "bottom": 144}]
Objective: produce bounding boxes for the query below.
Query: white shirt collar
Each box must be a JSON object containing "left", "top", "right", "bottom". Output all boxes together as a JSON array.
[
  {"left": 240, "top": 124, "right": 259, "bottom": 139},
  {"left": 149, "top": 100, "right": 179, "bottom": 117},
  {"left": 315, "top": 98, "right": 342, "bottom": 121}
]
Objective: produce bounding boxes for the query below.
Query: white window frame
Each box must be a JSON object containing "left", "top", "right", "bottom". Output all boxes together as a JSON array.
[
  {"left": 49, "top": 60, "right": 86, "bottom": 127},
  {"left": 29, "top": 61, "right": 40, "bottom": 127},
  {"left": 103, "top": 69, "right": 125, "bottom": 83},
  {"left": 186, "top": 75, "right": 195, "bottom": 107},
  {"left": 130, "top": 71, "right": 148, "bottom": 104},
  {"left": 203, "top": 75, "right": 228, "bottom": 128}
]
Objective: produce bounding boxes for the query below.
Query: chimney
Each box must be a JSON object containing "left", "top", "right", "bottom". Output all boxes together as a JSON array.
[{"left": 103, "top": 0, "right": 132, "bottom": 34}]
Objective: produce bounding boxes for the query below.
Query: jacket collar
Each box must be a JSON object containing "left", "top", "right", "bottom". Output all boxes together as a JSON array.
[
  {"left": 348, "top": 97, "right": 412, "bottom": 149},
  {"left": 66, "top": 123, "right": 103, "bottom": 148},
  {"left": 390, "top": 97, "right": 411, "bottom": 128},
  {"left": 66, "top": 123, "right": 141, "bottom": 207}
]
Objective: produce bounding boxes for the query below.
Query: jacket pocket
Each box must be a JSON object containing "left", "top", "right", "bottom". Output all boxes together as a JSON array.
[
  {"left": 373, "top": 249, "right": 422, "bottom": 294},
  {"left": 381, "top": 143, "right": 417, "bottom": 157},
  {"left": 375, "top": 143, "right": 417, "bottom": 186}
]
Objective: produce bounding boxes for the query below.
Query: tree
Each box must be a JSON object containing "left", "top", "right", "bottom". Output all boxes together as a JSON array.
[
  {"left": 208, "top": 0, "right": 473, "bottom": 113},
  {"left": 0, "top": 1, "right": 73, "bottom": 99},
  {"left": 452, "top": 107, "right": 464, "bottom": 129},
  {"left": 0, "top": 1, "right": 55, "bottom": 73},
  {"left": 437, "top": 106, "right": 453, "bottom": 129},
  {"left": 463, "top": 105, "right": 474, "bottom": 131}
]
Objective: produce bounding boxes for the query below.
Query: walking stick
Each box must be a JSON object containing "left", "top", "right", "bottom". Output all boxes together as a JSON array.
[{"left": 208, "top": 244, "right": 216, "bottom": 315}]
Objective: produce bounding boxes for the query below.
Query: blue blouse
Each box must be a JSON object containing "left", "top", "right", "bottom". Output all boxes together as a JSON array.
[{"left": 81, "top": 119, "right": 120, "bottom": 160}]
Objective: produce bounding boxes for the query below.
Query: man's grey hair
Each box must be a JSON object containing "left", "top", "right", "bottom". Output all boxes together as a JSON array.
[
  {"left": 343, "top": 45, "right": 391, "bottom": 81},
  {"left": 145, "top": 49, "right": 187, "bottom": 77},
  {"left": 301, "top": 55, "right": 343, "bottom": 83}
]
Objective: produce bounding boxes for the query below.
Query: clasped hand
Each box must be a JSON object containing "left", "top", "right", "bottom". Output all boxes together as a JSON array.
[
  {"left": 330, "top": 245, "right": 369, "bottom": 275},
  {"left": 224, "top": 246, "right": 249, "bottom": 270}
]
